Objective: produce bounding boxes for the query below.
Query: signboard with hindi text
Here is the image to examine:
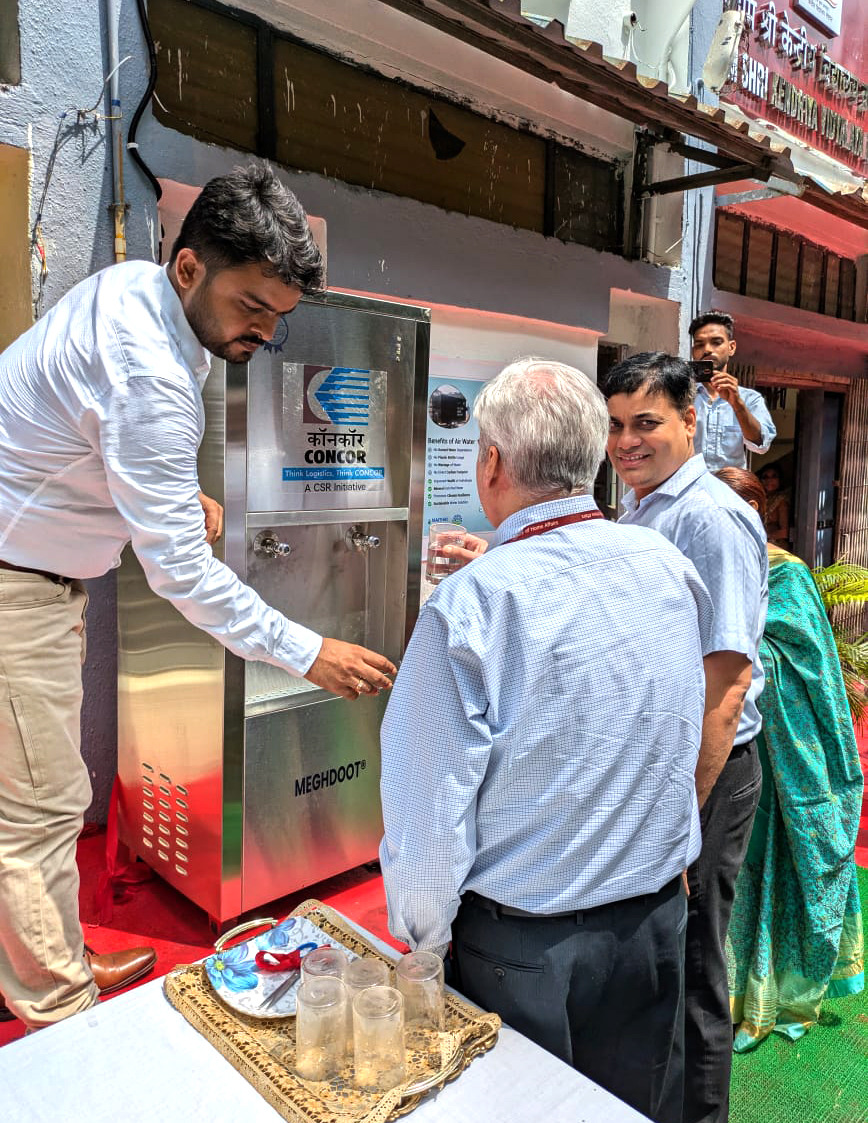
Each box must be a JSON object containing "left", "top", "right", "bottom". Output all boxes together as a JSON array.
[{"left": 722, "top": 1, "right": 865, "bottom": 174}]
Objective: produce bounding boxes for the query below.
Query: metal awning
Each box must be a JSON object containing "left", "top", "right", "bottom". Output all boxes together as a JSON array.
[{"left": 377, "top": 0, "right": 867, "bottom": 228}]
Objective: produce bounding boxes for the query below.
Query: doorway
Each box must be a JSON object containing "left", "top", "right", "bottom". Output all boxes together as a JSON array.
[{"left": 753, "top": 385, "right": 844, "bottom": 567}]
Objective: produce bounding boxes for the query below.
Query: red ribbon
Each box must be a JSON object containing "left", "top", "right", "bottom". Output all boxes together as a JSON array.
[{"left": 254, "top": 946, "right": 327, "bottom": 973}]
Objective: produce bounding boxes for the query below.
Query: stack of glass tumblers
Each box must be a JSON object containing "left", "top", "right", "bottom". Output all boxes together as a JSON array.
[{"left": 294, "top": 947, "right": 445, "bottom": 1092}]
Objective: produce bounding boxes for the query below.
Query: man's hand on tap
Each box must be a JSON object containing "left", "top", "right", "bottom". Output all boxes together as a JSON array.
[{"left": 305, "top": 638, "right": 396, "bottom": 700}]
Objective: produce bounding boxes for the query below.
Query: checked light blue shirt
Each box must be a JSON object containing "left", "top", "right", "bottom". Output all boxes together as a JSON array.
[
  {"left": 619, "top": 455, "right": 769, "bottom": 747},
  {"left": 379, "top": 494, "right": 714, "bottom": 954},
  {"left": 694, "top": 383, "right": 776, "bottom": 471}
]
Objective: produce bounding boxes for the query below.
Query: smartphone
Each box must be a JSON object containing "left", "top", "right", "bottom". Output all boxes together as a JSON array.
[{"left": 689, "top": 359, "right": 714, "bottom": 383}]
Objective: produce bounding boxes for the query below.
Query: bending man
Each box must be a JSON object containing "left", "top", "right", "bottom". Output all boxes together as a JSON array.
[{"left": 0, "top": 165, "right": 395, "bottom": 1031}]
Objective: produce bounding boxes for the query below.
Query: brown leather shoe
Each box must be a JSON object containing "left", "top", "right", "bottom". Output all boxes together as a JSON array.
[{"left": 84, "top": 945, "right": 157, "bottom": 995}]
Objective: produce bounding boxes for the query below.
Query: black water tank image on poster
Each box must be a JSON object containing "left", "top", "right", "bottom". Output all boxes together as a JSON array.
[{"left": 428, "top": 383, "right": 469, "bottom": 428}]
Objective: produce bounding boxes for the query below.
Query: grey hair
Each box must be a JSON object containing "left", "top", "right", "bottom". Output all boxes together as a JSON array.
[
  {"left": 474, "top": 358, "right": 609, "bottom": 497},
  {"left": 169, "top": 164, "right": 325, "bottom": 293}
]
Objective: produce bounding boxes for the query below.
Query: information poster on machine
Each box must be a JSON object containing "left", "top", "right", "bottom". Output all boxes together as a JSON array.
[
  {"left": 421, "top": 356, "right": 499, "bottom": 596},
  {"left": 424, "top": 371, "right": 491, "bottom": 534}
]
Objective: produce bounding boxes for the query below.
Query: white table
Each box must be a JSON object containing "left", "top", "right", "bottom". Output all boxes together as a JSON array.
[{"left": 0, "top": 918, "right": 647, "bottom": 1123}]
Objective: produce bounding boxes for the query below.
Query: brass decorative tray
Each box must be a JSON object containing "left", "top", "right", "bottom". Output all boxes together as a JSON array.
[{"left": 164, "top": 898, "right": 501, "bottom": 1123}]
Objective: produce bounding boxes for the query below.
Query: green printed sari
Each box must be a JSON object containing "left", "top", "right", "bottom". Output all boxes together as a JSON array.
[{"left": 727, "top": 547, "right": 864, "bottom": 1052}]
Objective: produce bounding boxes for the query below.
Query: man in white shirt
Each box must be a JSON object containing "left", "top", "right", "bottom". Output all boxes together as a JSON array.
[{"left": 0, "top": 165, "right": 395, "bottom": 1030}]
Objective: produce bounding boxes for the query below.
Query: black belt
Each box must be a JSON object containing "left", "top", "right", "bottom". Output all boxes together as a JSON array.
[
  {"left": 463, "top": 876, "right": 682, "bottom": 922},
  {"left": 728, "top": 739, "right": 756, "bottom": 759},
  {"left": 0, "top": 558, "right": 68, "bottom": 584}
]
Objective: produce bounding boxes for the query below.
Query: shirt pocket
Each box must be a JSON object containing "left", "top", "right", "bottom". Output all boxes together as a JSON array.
[{"left": 720, "top": 418, "right": 745, "bottom": 458}]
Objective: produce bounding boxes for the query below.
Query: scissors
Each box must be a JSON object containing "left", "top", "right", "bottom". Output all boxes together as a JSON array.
[{"left": 257, "top": 941, "right": 318, "bottom": 1012}]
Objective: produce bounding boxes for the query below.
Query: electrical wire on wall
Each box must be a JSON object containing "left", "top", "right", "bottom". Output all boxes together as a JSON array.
[
  {"left": 30, "top": 56, "right": 130, "bottom": 318},
  {"left": 128, "top": 0, "right": 162, "bottom": 203}
]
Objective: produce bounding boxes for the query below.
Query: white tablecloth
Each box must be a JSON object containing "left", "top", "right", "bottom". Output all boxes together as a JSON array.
[{"left": 0, "top": 917, "right": 647, "bottom": 1123}]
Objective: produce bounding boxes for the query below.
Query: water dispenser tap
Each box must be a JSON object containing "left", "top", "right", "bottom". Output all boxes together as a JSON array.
[
  {"left": 254, "top": 532, "right": 293, "bottom": 559},
  {"left": 347, "top": 526, "right": 381, "bottom": 552}
]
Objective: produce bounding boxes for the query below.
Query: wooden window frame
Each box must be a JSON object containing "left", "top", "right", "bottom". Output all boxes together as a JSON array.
[{"left": 714, "top": 209, "right": 858, "bottom": 323}]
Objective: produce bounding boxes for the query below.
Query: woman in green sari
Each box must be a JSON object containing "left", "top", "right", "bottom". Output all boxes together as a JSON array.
[{"left": 715, "top": 468, "right": 864, "bottom": 1051}]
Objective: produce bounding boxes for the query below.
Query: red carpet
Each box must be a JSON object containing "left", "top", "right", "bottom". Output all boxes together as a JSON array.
[
  {"left": 856, "top": 720, "right": 868, "bottom": 869},
  {"left": 3, "top": 721, "right": 866, "bottom": 1048},
  {"left": 0, "top": 831, "right": 404, "bottom": 1047}
]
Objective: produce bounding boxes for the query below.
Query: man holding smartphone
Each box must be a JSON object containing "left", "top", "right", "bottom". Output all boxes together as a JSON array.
[{"left": 689, "top": 312, "right": 776, "bottom": 470}]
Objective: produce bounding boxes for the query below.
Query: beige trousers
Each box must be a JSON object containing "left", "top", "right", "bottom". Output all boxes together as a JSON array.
[{"left": 0, "top": 571, "right": 99, "bottom": 1027}]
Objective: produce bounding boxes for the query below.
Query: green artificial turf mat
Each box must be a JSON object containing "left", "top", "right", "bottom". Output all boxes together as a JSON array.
[{"left": 730, "top": 865, "right": 868, "bottom": 1123}]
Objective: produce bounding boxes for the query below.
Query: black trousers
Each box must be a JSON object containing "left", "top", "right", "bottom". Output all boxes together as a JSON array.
[
  {"left": 452, "top": 876, "right": 687, "bottom": 1123},
  {"left": 683, "top": 742, "right": 762, "bottom": 1123}
]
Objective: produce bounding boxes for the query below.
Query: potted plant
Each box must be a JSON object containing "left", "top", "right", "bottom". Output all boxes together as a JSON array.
[{"left": 812, "top": 561, "right": 868, "bottom": 723}]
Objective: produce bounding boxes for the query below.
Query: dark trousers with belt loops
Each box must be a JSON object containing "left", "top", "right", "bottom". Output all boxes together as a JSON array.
[
  {"left": 451, "top": 875, "right": 687, "bottom": 1123},
  {"left": 682, "top": 741, "right": 762, "bottom": 1123}
]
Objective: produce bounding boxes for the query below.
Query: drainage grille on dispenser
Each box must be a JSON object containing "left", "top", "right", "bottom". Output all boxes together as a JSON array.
[{"left": 139, "top": 767, "right": 192, "bottom": 872}]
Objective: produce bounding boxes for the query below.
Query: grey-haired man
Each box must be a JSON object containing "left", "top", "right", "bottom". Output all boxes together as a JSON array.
[{"left": 381, "top": 359, "right": 714, "bottom": 1123}]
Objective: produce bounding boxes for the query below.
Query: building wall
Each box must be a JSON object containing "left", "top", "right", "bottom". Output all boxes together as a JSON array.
[
  {"left": 2, "top": 0, "right": 708, "bottom": 822},
  {"left": 145, "top": 118, "right": 682, "bottom": 331},
  {"left": 692, "top": 0, "right": 868, "bottom": 374}
]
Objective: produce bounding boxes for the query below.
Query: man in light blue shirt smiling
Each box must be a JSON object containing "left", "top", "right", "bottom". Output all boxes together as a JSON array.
[
  {"left": 380, "top": 359, "right": 714, "bottom": 1123},
  {"left": 603, "top": 353, "right": 768, "bottom": 1123}
]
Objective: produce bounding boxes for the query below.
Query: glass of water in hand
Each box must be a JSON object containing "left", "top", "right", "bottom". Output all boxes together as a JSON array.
[{"left": 425, "top": 523, "right": 466, "bottom": 585}]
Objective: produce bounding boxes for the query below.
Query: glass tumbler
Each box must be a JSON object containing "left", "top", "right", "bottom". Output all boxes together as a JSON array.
[
  {"left": 294, "top": 975, "right": 348, "bottom": 1082},
  {"left": 395, "top": 950, "right": 445, "bottom": 1031},
  {"left": 345, "top": 956, "right": 391, "bottom": 999},
  {"left": 301, "top": 945, "right": 349, "bottom": 983},
  {"left": 343, "top": 957, "right": 390, "bottom": 1043},
  {"left": 424, "top": 522, "right": 466, "bottom": 584},
  {"left": 352, "top": 985, "right": 406, "bottom": 1093}
]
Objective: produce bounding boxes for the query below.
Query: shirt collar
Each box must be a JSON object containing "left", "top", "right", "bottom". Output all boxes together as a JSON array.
[
  {"left": 621, "top": 454, "right": 709, "bottom": 514},
  {"left": 160, "top": 266, "right": 212, "bottom": 384},
  {"left": 492, "top": 493, "right": 599, "bottom": 548}
]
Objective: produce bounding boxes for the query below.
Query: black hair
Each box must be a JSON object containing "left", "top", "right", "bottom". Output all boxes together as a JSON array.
[
  {"left": 599, "top": 352, "right": 696, "bottom": 414},
  {"left": 169, "top": 164, "right": 325, "bottom": 294},
  {"left": 688, "top": 311, "right": 735, "bottom": 339}
]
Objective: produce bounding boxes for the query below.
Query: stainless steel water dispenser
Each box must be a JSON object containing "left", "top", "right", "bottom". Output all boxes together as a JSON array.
[{"left": 116, "top": 292, "right": 429, "bottom": 925}]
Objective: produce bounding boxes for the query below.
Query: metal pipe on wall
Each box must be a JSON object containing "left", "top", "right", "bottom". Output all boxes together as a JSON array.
[{"left": 105, "top": 0, "right": 127, "bottom": 261}]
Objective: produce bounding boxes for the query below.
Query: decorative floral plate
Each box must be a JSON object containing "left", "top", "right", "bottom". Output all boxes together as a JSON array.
[{"left": 203, "top": 916, "right": 355, "bottom": 1019}]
